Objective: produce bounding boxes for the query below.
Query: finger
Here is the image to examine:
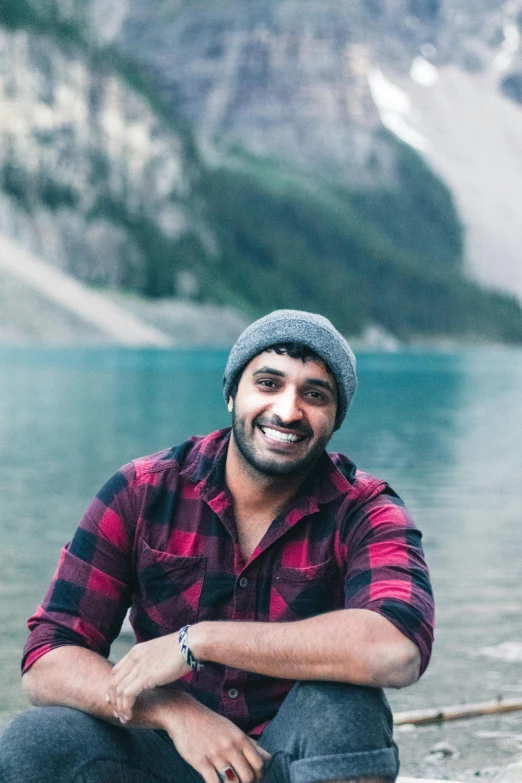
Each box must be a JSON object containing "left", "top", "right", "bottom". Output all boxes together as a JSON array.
[
  {"left": 213, "top": 763, "right": 241, "bottom": 783},
  {"left": 106, "top": 682, "right": 119, "bottom": 709},
  {"left": 197, "top": 759, "right": 221, "bottom": 783},
  {"left": 115, "top": 671, "right": 142, "bottom": 721},
  {"left": 251, "top": 741, "right": 272, "bottom": 761},
  {"left": 115, "top": 670, "right": 133, "bottom": 718},
  {"left": 118, "top": 680, "right": 141, "bottom": 722},
  {"left": 242, "top": 744, "right": 267, "bottom": 780},
  {"left": 224, "top": 752, "right": 256, "bottom": 783},
  {"left": 111, "top": 655, "right": 126, "bottom": 675},
  {"left": 105, "top": 690, "right": 119, "bottom": 718},
  {"left": 111, "top": 649, "right": 134, "bottom": 678},
  {"left": 107, "top": 663, "right": 132, "bottom": 709},
  {"left": 243, "top": 742, "right": 269, "bottom": 780},
  {"left": 106, "top": 668, "right": 120, "bottom": 705},
  {"left": 110, "top": 656, "right": 135, "bottom": 689},
  {"left": 104, "top": 684, "right": 119, "bottom": 720},
  {"left": 120, "top": 671, "right": 143, "bottom": 715}
]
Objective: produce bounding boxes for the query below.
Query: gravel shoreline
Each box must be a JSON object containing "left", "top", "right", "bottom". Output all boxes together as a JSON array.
[{"left": 394, "top": 711, "right": 522, "bottom": 779}]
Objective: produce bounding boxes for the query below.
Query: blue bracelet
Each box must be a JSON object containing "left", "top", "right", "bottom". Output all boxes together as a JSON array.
[{"left": 178, "top": 625, "right": 205, "bottom": 671}]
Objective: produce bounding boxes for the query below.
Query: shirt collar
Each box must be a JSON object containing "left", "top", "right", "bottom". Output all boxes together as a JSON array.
[
  {"left": 179, "top": 427, "right": 231, "bottom": 494},
  {"left": 179, "top": 427, "right": 355, "bottom": 508}
]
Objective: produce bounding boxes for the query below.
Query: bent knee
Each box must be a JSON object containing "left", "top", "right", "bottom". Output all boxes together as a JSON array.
[
  {"left": 0, "top": 707, "right": 106, "bottom": 783},
  {"left": 292, "top": 680, "right": 393, "bottom": 743},
  {"left": 264, "top": 681, "right": 396, "bottom": 763}
]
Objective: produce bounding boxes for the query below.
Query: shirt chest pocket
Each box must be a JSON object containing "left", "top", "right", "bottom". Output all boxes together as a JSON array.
[
  {"left": 135, "top": 539, "right": 206, "bottom": 634},
  {"left": 270, "top": 558, "right": 341, "bottom": 622}
]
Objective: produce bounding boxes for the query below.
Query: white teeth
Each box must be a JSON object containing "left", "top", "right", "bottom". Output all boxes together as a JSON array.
[{"left": 261, "top": 427, "right": 300, "bottom": 443}]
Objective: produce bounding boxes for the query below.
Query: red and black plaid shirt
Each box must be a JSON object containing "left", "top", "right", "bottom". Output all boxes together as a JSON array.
[{"left": 23, "top": 428, "right": 434, "bottom": 736}]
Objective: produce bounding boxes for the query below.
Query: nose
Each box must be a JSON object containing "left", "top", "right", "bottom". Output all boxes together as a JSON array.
[{"left": 271, "top": 386, "right": 303, "bottom": 425}]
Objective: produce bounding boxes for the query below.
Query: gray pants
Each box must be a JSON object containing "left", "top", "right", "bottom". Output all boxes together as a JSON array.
[{"left": 0, "top": 681, "right": 399, "bottom": 783}]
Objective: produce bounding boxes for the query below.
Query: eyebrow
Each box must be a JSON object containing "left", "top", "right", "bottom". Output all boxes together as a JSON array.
[
  {"left": 252, "top": 367, "right": 336, "bottom": 398},
  {"left": 253, "top": 366, "right": 285, "bottom": 378}
]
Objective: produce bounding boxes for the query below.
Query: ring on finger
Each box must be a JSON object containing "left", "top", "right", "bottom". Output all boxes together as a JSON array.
[{"left": 218, "top": 766, "right": 238, "bottom": 782}]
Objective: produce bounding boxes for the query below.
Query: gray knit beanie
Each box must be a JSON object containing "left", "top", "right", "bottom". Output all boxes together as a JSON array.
[{"left": 223, "top": 310, "right": 357, "bottom": 429}]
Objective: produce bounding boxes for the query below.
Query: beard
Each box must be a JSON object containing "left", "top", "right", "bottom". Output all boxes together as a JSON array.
[{"left": 231, "top": 406, "right": 332, "bottom": 478}]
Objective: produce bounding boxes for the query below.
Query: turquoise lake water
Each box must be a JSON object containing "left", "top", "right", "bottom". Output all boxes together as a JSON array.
[{"left": 1, "top": 347, "right": 522, "bottom": 726}]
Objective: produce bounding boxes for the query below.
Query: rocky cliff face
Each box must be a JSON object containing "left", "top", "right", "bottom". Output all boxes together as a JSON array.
[
  {"left": 82, "top": 0, "right": 522, "bottom": 301},
  {"left": 90, "top": 2, "right": 397, "bottom": 188},
  {"left": 83, "top": 0, "right": 522, "bottom": 169},
  {"left": 0, "top": 22, "right": 204, "bottom": 293}
]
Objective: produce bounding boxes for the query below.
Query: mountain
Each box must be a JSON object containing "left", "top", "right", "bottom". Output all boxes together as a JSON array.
[
  {"left": 87, "top": 0, "right": 522, "bottom": 304},
  {"left": 1, "top": 0, "right": 522, "bottom": 344},
  {"left": 0, "top": 1, "right": 208, "bottom": 298}
]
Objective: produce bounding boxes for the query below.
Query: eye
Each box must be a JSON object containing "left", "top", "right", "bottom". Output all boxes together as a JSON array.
[
  {"left": 257, "top": 379, "right": 278, "bottom": 389},
  {"left": 306, "top": 390, "right": 325, "bottom": 400}
]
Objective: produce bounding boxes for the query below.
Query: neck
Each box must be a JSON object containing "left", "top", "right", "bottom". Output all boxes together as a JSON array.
[{"left": 225, "top": 434, "right": 308, "bottom": 518}]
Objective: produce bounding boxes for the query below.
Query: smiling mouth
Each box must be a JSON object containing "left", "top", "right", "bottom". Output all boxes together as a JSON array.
[{"left": 259, "top": 425, "right": 306, "bottom": 445}]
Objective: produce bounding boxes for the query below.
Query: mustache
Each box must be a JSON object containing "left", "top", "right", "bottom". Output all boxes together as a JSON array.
[{"left": 256, "top": 415, "right": 312, "bottom": 437}]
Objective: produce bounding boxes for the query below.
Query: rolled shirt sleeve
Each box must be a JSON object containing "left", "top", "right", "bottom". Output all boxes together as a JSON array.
[
  {"left": 342, "top": 484, "right": 435, "bottom": 675},
  {"left": 22, "top": 462, "right": 137, "bottom": 673}
]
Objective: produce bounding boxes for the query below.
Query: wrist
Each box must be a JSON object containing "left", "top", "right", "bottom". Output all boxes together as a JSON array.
[
  {"left": 128, "top": 689, "right": 176, "bottom": 730},
  {"left": 134, "top": 688, "right": 195, "bottom": 731},
  {"left": 157, "top": 691, "right": 207, "bottom": 736},
  {"left": 187, "top": 622, "right": 210, "bottom": 662}
]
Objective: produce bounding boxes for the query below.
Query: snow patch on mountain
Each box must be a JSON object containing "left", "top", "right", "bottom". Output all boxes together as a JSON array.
[
  {"left": 390, "top": 64, "right": 522, "bottom": 303},
  {"left": 368, "top": 68, "right": 429, "bottom": 151}
]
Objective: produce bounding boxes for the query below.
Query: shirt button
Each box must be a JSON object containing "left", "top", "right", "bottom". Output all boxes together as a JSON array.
[
  {"left": 239, "top": 577, "right": 248, "bottom": 588},
  {"left": 228, "top": 688, "right": 239, "bottom": 699}
]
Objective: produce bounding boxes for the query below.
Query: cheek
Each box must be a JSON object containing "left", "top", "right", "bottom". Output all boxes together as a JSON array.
[
  {"left": 233, "top": 397, "right": 265, "bottom": 428},
  {"left": 237, "top": 392, "right": 268, "bottom": 417},
  {"left": 312, "top": 414, "right": 336, "bottom": 441}
]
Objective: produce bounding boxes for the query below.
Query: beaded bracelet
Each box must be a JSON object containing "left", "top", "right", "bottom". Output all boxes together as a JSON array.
[{"left": 178, "top": 625, "right": 205, "bottom": 672}]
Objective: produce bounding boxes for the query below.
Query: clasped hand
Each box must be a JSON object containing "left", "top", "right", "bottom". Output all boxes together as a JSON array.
[
  {"left": 106, "top": 633, "right": 190, "bottom": 722},
  {"left": 106, "top": 631, "right": 272, "bottom": 782}
]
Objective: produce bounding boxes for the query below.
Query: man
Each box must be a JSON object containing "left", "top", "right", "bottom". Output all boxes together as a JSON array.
[{"left": 0, "top": 310, "right": 434, "bottom": 783}]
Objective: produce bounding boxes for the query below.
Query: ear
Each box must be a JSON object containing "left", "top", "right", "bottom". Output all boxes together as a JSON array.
[{"left": 227, "top": 398, "right": 233, "bottom": 412}]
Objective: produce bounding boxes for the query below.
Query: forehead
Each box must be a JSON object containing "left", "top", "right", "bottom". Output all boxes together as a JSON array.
[{"left": 242, "top": 350, "right": 335, "bottom": 385}]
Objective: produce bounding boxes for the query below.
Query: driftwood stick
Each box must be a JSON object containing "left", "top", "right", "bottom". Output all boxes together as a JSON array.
[{"left": 394, "top": 697, "right": 522, "bottom": 726}]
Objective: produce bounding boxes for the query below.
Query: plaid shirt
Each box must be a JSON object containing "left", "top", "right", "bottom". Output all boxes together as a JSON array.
[{"left": 23, "top": 428, "right": 434, "bottom": 736}]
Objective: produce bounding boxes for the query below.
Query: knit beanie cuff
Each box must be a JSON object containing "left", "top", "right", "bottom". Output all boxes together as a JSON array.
[{"left": 223, "top": 310, "right": 357, "bottom": 429}]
